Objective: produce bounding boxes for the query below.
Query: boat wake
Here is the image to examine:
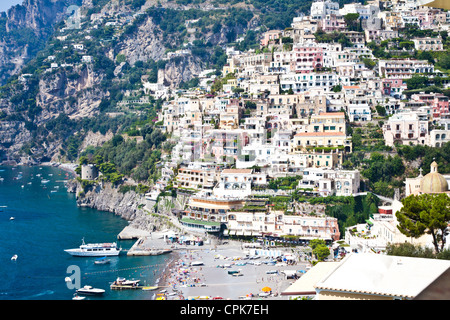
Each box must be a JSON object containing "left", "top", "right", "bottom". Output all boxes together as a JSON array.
[{"left": 26, "top": 290, "right": 55, "bottom": 299}]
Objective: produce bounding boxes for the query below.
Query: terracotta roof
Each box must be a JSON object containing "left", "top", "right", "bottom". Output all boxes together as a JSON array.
[
  {"left": 343, "top": 85, "right": 360, "bottom": 89},
  {"left": 222, "top": 169, "right": 253, "bottom": 174},
  {"left": 295, "top": 132, "right": 346, "bottom": 137},
  {"left": 314, "top": 112, "right": 345, "bottom": 117}
]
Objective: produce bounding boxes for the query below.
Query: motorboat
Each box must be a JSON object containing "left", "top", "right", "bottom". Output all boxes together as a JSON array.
[
  {"left": 11, "top": 254, "right": 18, "bottom": 261},
  {"left": 76, "top": 285, "right": 105, "bottom": 296},
  {"left": 112, "top": 277, "right": 140, "bottom": 286},
  {"left": 191, "top": 261, "right": 204, "bottom": 266},
  {"left": 72, "top": 293, "right": 85, "bottom": 300},
  {"left": 142, "top": 286, "right": 158, "bottom": 291},
  {"left": 94, "top": 257, "right": 111, "bottom": 265},
  {"left": 64, "top": 238, "right": 121, "bottom": 257}
]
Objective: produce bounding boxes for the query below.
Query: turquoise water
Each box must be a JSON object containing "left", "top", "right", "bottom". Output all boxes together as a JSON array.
[{"left": 0, "top": 165, "right": 172, "bottom": 300}]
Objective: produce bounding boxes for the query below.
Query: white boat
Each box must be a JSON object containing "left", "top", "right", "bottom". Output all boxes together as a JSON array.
[
  {"left": 41, "top": 179, "right": 50, "bottom": 184},
  {"left": 9, "top": 217, "right": 14, "bottom": 220},
  {"left": 64, "top": 238, "right": 121, "bottom": 257},
  {"left": 72, "top": 293, "right": 85, "bottom": 300},
  {"left": 94, "top": 257, "right": 111, "bottom": 265},
  {"left": 191, "top": 261, "right": 204, "bottom": 266},
  {"left": 112, "top": 277, "right": 140, "bottom": 286},
  {"left": 76, "top": 285, "right": 105, "bottom": 296},
  {"left": 11, "top": 254, "right": 18, "bottom": 261}
]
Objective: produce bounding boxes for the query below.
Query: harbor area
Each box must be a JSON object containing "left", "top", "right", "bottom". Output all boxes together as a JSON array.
[
  {"left": 115, "top": 227, "right": 311, "bottom": 300},
  {"left": 120, "top": 227, "right": 207, "bottom": 256},
  {"left": 156, "top": 241, "right": 310, "bottom": 300}
]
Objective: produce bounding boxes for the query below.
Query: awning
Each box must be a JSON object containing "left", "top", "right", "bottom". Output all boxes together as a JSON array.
[{"left": 417, "top": 0, "right": 450, "bottom": 9}]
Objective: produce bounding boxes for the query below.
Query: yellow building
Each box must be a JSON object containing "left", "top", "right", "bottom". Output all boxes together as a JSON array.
[
  {"left": 292, "top": 132, "right": 352, "bottom": 153},
  {"left": 308, "top": 112, "right": 346, "bottom": 134}
]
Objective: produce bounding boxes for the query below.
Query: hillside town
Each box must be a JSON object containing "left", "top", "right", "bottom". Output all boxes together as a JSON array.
[
  {"left": 97, "top": 0, "right": 450, "bottom": 251},
  {"left": 71, "top": 0, "right": 450, "bottom": 300}
]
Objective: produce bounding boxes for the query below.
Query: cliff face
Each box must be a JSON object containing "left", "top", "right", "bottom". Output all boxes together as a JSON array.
[
  {"left": 66, "top": 179, "right": 190, "bottom": 233},
  {"left": 0, "top": 0, "right": 82, "bottom": 85},
  {"left": 36, "top": 64, "right": 106, "bottom": 123},
  {"left": 67, "top": 180, "right": 175, "bottom": 232},
  {"left": 158, "top": 54, "right": 205, "bottom": 89},
  {"left": 117, "top": 16, "right": 166, "bottom": 66}
]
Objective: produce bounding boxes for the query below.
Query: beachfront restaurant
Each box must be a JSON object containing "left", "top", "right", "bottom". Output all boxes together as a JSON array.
[{"left": 180, "top": 217, "right": 222, "bottom": 233}]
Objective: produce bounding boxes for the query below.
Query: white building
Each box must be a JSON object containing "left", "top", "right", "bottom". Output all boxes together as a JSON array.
[
  {"left": 213, "top": 169, "right": 267, "bottom": 198},
  {"left": 298, "top": 167, "right": 361, "bottom": 196},
  {"left": 382, "top": 110, "right": 429, "bottom": 146},
  {"left": 310, "top": 0, "right": 340, "bottom": 20}
]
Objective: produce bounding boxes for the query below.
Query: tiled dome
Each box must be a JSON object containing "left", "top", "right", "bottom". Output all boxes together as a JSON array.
[{"left": 420, "top": 161, "right": 448, "bottom": 194}]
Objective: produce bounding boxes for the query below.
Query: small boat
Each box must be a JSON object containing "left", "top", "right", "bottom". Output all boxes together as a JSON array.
[
  {"left": 72, "top": 293, "right": 85, "bottom": 300},
  {"left": 11, "top": 254, "right": 18, "bottom": 261},
  {"left": 65, "top": 277, "right": 72, "bottom": 283},
  {"left": 94, "top": 257, "right": 111, "bottom": 265},
  {"left": 191, "top": 261, "right": 204, "bottom": 266},
  {"left": 76, "top": 285, "right": 105, "bottom": 296},
  {"left": 9, "top": 217, "right": 14, "bottom": 220},
  {"left": 41, "top": 179, "right": 50, "bottom": 184},
  {"left": 142, "top": 286, "right": 159, "bottom": 291}
]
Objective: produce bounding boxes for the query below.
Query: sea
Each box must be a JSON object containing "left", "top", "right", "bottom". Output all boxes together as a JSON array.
[{"left": 0, "top": 165, "right": 173, "bottom": 300}]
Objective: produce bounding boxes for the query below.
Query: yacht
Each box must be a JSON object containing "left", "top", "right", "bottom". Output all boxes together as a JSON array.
[
  {"left": 64, "top": 238, "right": 121, "bottom": 257},
  {"left": 76, "top": 285, "right": 105, "bottom": 296}
]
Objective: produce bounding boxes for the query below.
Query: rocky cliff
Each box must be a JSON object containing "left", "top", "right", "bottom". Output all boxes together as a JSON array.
[
  {"left": 36, "top": 64, "right": 106, "bottom": 123},
  {"left": 0, "top": 0, "right": 82, "bottom": 85},
  {"left": 66, "top": 179, "right": 185, "bottom": 232}
]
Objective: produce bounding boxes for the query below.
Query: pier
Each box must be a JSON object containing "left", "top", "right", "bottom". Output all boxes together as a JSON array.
[
  {"left": 117, "top": 227, "right": 178, "bottom": 256},
  {"left": 126, "top": 235, "right": 174, "bottom": 256},
  {"left": 117, "top": 226, "right": 151, "bottom": 240},
  {"left": 110, "top": 284, "right": 145, "bottom": 290}
]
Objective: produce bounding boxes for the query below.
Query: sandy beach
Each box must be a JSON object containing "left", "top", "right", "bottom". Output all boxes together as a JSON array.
[{"left": 145, "top": 232, "right": 311, "bottom": 300}]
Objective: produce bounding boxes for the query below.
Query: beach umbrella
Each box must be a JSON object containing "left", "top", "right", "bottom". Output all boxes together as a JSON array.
[{"left": 261, "top": 286, "right": 272, "bottom": 292}]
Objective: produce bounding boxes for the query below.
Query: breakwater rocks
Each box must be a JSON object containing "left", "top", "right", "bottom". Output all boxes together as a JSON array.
[{"left": 66, "top": 179, "right": 175, "bottom": 233}]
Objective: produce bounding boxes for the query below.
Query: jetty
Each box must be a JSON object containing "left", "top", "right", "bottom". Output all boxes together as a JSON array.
[
  {"left": 117, "top": 226, "right": 151, "bottom": 240},
  {"left": 110, "top": 284, "right": 144, "bottom": 290},
  {"left": 117, "top": 228, "right": 178, "bottom": 256},
  {"left": 126, "top": 236, "right": 173, "bottom": 256}
]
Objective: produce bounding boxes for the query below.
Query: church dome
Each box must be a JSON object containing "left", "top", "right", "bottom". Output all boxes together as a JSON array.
[{"left": 420, "top": 161, "right": 449, "bottom": 194}]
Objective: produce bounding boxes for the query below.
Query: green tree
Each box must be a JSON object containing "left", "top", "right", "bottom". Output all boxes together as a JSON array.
[
  {"left": 344, "top": 13, "right": 361, "bottom": 32},
  {"left": 396, "top": 193, "right": 450, "bottom": 253},
  {"left": 310, "top": 239, "right": 330, "bottom": 262}
]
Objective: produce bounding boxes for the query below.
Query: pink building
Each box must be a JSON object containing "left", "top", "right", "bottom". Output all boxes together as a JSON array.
[
  {"left": 411, "top": 93, "right": 449, "bottom": 119},
  {"left": 382, "top": 79, "right": 406, "bottom": 98},
  {"left": 317, "top": 14, "right": 346, "bottom": 32},
  {"left": 260, "top": 30, "right": 282, "bottom": 47},
  {"left": 290, "top": 44, "right": 324, "bottom": 73}
]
